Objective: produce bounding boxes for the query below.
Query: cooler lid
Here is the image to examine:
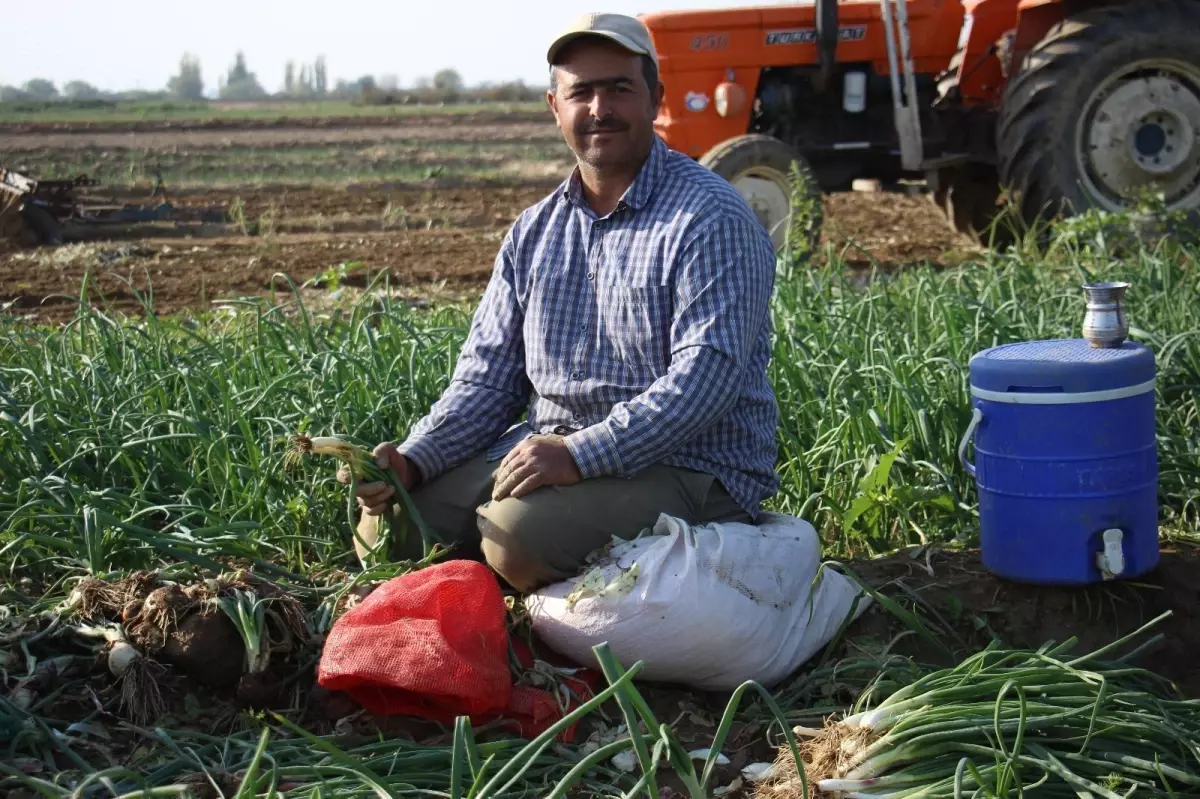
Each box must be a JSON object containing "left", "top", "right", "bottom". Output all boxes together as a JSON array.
[{"left": 969, "top": 339, "right": 1155, "bottom": 395}]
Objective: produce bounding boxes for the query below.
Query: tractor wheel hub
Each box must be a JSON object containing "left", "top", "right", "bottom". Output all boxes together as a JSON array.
[
  {"left": 730, "top": 172, "right": 791, "bottom": 250},
  {"left": 1129, "top": 106, "right": 1190, "bottom": 175},
  {"left": 1080, "top": 66, "right": 1200, "bottom": 209}
]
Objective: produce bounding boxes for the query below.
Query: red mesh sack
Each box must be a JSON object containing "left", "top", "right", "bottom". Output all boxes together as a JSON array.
[
  {"left": 500, "top": 637, "right": 600, "bottom": 743},
  {"left": 317, "top": 560, "right": 511, "bottom": 721},
  {"left": 507, "top": 686, "right": 575, "bottom": 738}
]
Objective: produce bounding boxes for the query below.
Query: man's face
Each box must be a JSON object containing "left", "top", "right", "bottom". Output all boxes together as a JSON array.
[{"left": 547, "top": 39, "right": 663, "bottom": 171}]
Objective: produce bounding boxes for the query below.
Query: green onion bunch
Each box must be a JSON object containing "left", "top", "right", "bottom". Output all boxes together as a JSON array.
[
  {"left": 288, "top": 433, "right": 440, "bottom": 563},
  {"left": 763, "top": 613, "right": 1199, "bottom": 799}
]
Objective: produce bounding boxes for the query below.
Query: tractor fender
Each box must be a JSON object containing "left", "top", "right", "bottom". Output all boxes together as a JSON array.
[{"left": 1009, "top": 2, "right": 1068, "bottom": 72}]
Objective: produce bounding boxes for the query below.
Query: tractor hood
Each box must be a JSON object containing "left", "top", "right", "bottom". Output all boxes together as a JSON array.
[
  {"left": 640, "top": 0, "right": 960, "bottom": 71},
  {"left": 640, "top": 6, "right": 782, "bottom": 33},
  {"left": 639, "top": 1, "right": 899, "bottom": 72}
]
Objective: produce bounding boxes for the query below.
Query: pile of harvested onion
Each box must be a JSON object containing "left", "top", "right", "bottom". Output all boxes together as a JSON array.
[{"left": 758, "top": 614, "right": 1200, "bottom": 799}]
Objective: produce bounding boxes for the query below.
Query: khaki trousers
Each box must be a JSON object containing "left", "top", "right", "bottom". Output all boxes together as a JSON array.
[{"left": 355, "top": 450, "right": 750, "bottom": 592}]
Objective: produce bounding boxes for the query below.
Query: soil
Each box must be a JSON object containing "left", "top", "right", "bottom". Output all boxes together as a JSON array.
[
  {"left": 0, "top": 122, "right": 562, "bottom": 153},
  {"left": 236, "top": 670, "right": 284, "bottom": 709},
  {"left": 822, "top": 190, "right": 977, "bottom": 271},
  {"left": 844, "top": 543, "right": 1200, "bottom": 697},
  {"left": 0, "top": 184, "right": 972, "bottom": 324},
  {"left": 0, "top": 114, "right": 979, "bottom": 324},
  {"left": 175, "top": 771, "right": 245, "bottom": 799},
  {"left": 161, "top": 609, "right": 246, "bottom": 688},
  {"left": 0, "top": 110, "right": 551, "bottom": 137}
]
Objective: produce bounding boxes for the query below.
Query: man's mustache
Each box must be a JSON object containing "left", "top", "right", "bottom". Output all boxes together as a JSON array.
[{"left": 578, "top": 117, "right": 629, "bottom": 134}]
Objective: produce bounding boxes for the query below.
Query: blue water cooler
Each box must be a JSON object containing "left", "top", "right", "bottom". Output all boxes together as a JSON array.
[{"left": 959, "top": 336, "right": 1159, "bottom": 585}]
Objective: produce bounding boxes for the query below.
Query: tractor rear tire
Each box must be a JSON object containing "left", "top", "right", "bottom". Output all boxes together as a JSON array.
[
  {"left": 997, "top": 0, "right": 1200, "bottom": 225},
  {"left": 699, "top": 134, "right": 824, "bottom": 260}
]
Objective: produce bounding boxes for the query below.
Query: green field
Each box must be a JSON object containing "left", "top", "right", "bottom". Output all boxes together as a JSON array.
[
  {"left": 3, "top": 212, "right": 1196, "bottom": 575},
  {"left": 1, "top": 204, "right": 1198, "bottom": 795},
  {"left": 0, "top": 99, "right": 546, "bottom": 125}
]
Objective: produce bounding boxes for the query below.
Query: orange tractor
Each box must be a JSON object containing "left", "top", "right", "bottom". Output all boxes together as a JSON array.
[{"left": 641, "top": 0, "right": 1200, "bottom": 249}]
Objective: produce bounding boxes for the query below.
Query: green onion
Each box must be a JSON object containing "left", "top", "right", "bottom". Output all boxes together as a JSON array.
[
  {"left": 763, "top": 614, "right": 1200, "bottom": 798},
  {"left": 216, "top": 589, "right": 270, "bottom": 674},
  {"left": 288, "top": 433, "right": 441, "bottom": 564}
]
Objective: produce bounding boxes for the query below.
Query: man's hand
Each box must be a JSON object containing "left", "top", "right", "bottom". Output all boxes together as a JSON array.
[
  {"left": 337, "top": 443, "right": 419, "bottom": 516},
  {"left": 492, "top": 435, "right": 582, "bottom": 501}
]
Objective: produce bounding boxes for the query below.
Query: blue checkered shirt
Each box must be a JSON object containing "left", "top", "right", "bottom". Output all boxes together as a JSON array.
[{"left": 399, "top": 134, "right": 780, "bottom": 516}]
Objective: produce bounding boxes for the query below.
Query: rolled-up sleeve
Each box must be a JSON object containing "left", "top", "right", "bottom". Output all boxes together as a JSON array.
[
  {"left": 399, "top": 229, "right": 531, "bottom": 480},
  {"left": 564, "top": 215, "right": 774, "bottom": 478}
]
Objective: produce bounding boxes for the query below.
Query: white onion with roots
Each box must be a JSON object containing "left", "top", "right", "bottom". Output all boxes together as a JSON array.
[{"left": 107, "top": 640, "right": 141, "bottom": 677}]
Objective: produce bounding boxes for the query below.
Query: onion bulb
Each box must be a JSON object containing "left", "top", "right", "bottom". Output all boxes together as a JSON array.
[
  {"left": 108, "top": 641, "right": 140, "bottom": 677},
  {"left": 11, "top": 685, "right": 34, "bottom": 711}
]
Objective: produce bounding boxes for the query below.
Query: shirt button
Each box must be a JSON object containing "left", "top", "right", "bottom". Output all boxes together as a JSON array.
[
  {"left": 570, "top": 371, "right": 581, "bottom": 380},
  {"left": 587, "top": 271, "right": 595, "bottom": 280},
  {"left": 579, "top": 323, "right": 587, "bottom": 331}
]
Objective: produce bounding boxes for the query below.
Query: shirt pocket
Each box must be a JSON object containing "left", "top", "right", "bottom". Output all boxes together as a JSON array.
[{"left": 597, "top": 283, "right": 671, "bottom": 369}]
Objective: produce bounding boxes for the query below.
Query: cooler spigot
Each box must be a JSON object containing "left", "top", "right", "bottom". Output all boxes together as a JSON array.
[{"left": 1096, "top": 528, "right": 1126, "bottom": 580}]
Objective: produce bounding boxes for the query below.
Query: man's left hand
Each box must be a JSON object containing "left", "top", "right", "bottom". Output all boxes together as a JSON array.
[{"left": 492, "top": 435, "right": 582, "bottom": 501}]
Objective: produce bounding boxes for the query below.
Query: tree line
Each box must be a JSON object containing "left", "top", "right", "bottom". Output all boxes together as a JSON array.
[{"left": 1, "top": 52, "right": 542, "bottom": 105}]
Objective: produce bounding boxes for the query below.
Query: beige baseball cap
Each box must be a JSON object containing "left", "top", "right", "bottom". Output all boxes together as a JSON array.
[{"left": 546, "top": 12, "right": 659, "bottom": 69}]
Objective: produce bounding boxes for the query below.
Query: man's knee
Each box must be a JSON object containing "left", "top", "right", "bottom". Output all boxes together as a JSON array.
[
  {"left": 352, "top": 507, "right": 390, "bottom": 563},
  {"left": 476, "top": 497, "right": 568, "bottom": 592}
]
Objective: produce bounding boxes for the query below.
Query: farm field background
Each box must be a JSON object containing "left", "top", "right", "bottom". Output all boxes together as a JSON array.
[
  {"left": 2, "top": 103, "right": 1200, "bottom": 797},
  {"left": 0, "top": 105, "right": 969, "bottom": 321},
  {"left": 0, "top": 99, "right": 548, "bottom": 125}
]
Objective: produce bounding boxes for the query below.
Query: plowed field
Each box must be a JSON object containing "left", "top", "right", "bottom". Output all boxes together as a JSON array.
[{"left": 0, "top": 113, "right": 972, "bottom": 322}]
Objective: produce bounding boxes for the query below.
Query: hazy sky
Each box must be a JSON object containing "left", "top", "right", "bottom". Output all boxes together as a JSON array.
[{"left": 3, "top": 0, "right": 786, "bottom": 95}]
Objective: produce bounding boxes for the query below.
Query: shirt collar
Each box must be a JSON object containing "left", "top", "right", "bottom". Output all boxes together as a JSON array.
[{"left": 558, "top": 134, "right": 668, "bottom": 214}]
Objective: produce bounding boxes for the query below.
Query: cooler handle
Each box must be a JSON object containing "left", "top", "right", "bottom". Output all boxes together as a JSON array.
[{"left": 958, "top": 407, "right": 983, "bottom": 477}]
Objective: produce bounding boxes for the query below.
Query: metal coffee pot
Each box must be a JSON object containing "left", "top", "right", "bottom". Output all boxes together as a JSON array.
[{"left": 1082, "top": 281, "right": 1130, "bottom": 348}]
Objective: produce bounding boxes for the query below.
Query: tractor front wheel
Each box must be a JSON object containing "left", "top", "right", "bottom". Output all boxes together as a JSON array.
[
  {"left": 998, "top": 0, "right": 1200, "bottom": 224},
  {"left": 699, "top": 134, "right": 824, "bottom": 259}
]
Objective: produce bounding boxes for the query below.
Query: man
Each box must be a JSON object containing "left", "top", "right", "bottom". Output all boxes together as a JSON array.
[{"left": 348, "top": 12, "right": 780, "bottom": 592}]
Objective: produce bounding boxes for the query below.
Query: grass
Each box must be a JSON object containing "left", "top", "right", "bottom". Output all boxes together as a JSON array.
[
  {"left": 768, "top": 223, "right": 1200, "bottom": 549},
  {"left": 0, "top": 99, "right": 546, "bottom": 125},
  {"left": 1, "top": 206, "right": 1198, "bottom": 796},
  {"left": 2, "top": 213, "right": 1198, "bottom": 584}
]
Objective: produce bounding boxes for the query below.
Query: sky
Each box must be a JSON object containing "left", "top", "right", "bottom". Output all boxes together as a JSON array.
[{"left": 2, "top": 0, "right": 790, "bottom": 96}]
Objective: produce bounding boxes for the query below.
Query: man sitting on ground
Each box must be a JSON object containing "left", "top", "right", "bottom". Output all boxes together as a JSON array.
[{"left": 348, "top": 12, "right": 781, "bottom": 592}]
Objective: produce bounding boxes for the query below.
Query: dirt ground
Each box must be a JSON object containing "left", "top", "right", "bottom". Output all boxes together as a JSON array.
[
  {"left": 0, "top": 110, "right": 550, "bottom": 136},
  {"left": 0, "top": 113, "right": 974, "bottom": 322},
  {"left": 0, "top": 121, "right": 562, "bottom": 152},
  {"left": 0, "top": 184, "right": 969, "bottom": 322},
  {"left": 846, "top": 544, "right": 1200, "bottom": 697}
]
